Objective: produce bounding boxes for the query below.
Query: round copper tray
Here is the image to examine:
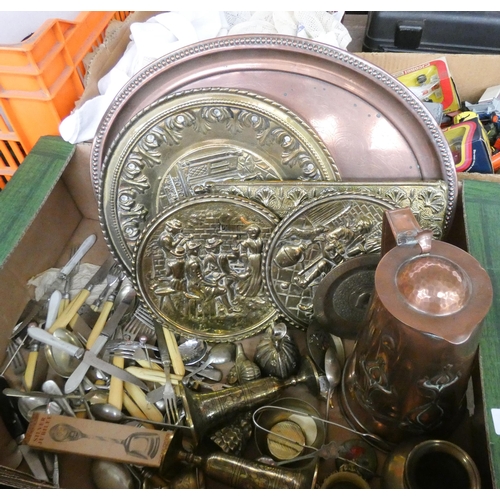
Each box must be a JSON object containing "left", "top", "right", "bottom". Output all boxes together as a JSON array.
[
  {"left": 99, "top": 87, "right": 339, "bottom": 273},
  {"left": 92, "top": 35, "right": 457, "bottom": 233}
]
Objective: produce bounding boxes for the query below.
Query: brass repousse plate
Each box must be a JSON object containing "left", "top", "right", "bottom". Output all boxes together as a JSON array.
[
  {"left": 100, "top": 87, "right": 340, "bottom": 273},
  {"left": 263, "top": 194, "right": 395, "bottom": 330},
  {"left": 132, "top": 195, "right": 280, "bottom": 342},
  {"left": 92, "top": 35, "right": 457, "bottom": 234},
  {"left": 203, "top": 180, "right": 448, "bottom": 239}
]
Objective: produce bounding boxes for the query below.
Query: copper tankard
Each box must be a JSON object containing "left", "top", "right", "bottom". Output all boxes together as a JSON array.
[{"left": 341, "top": 208, "right": 493, "bottom": 447}]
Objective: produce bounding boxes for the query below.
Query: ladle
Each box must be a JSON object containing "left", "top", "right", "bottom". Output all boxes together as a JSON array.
[
  {"left": 183, "top": 342, "right": 236, "bottom": 381},
  {"left": 90, "top": 402, "right": 191, "bottom": 430},
  {"left": 324, "top": 347, "right": 341, "bottom": 419}
]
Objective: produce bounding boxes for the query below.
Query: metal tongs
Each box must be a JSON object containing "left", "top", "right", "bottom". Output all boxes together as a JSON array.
[{"left": 252, "top": 405, "right": 388, "bottom": 468}]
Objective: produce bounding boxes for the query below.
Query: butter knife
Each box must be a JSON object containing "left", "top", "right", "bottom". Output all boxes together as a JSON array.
[
  {"left": 63, "top": 287, "right": 136, "bottom": 394},
  {"left": 26, "top": 327, "right": 148, "bottom": 393},
  {"left": 47, "top": 255, "right": 116, "bottom": 333}
]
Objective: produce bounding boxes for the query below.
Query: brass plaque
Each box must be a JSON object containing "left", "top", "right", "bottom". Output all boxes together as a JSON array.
[
  {"left": 203, "top": 180, "right": 448, "bottom": 239},
  {"left": 100, "top": 88, "right": 340, "bottom": 273},
  {"left": 263, "top": 194, "right": 399, "bottom": 329},
  {"left": 133, "top": 195, "right": 279, "bottom": 342}
]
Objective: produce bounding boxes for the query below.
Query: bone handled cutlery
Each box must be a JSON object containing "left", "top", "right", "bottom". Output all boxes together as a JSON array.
[{"left": 47, "top": 256, "right": 116, "bottom": 334}]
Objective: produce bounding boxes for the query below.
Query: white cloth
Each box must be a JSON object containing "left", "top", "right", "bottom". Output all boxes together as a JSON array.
[{"left": 59, "top": 11, "right": 351, "bottom": 144}]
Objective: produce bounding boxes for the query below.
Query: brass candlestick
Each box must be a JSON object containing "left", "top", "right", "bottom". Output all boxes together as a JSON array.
[{"left": 180, "top": 356, "right": 319, "bottom": 447}]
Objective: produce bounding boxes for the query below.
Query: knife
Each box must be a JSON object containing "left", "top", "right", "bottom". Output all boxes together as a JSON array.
[
  {"left": 26, "top": 327, "right": 148, "bottom": 393},
  {"left": 47, "top": 255, "right": 116, "bottom": 333},
  {"left": 63, "top": 288, "right": 137, "bottom": 394},
  {"left": 0, "top": 376, "right": 28, "bottom": 444},
  {"left": 38, "top": 234, "right": 98, "bottom": 305},
  {"left": 58, "top": 234, "right": 97, "bottom": 280}
]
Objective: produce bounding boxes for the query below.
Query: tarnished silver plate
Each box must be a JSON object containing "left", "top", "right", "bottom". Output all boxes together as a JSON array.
[
  {"left": 203, "top": 180, "right": 448, "bottom": 239},
  {"left": 132, "top": 195, "right": 279, "bottom": 342},
  {"left": 99, "top": 87, "right": 340, "bottom": 273},
  {"left": 263, "top": 194, "right": 394, "bottom": 329}
]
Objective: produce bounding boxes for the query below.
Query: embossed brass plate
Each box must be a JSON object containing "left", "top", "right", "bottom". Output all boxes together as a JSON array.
[
  {"left": 133, "top": 195, "right": 279, "bottom": 342},
  {"left": 99, "top": 88, "right": 340, "bottom": 273},
  {"left": 204, "top": 180, "right": 448, "bottom": 239},
  {"left": 263, "top": 194, "right": 396, "bottom": 329}
]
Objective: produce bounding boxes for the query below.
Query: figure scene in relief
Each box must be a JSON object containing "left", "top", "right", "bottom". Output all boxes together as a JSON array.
[{"left": 143, "top": 204, "right": 276, "bottom": 335}]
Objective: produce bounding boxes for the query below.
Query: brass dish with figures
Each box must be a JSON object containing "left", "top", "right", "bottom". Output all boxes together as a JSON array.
[
  {"left": 99, "top": 87, "right": 340, "bottom": 273},
  {"left": 132, "top": 195, "right": 280, "bottom": 342},
  {"left": 263, "top": 193, "right": 392, "bottom": 330}
]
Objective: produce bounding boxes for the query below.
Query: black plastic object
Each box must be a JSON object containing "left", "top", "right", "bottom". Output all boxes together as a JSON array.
[
  {"left": 363, "top": 11, "right": 500, "bottom": 54},
  {"left": 0, "top": 376, "right": 28, "bottom": 444}
]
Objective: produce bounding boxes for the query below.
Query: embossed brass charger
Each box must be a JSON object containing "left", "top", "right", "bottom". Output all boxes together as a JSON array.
[
  {"left": 91, "top": 35, "right": 457, "bottom": 235},
  {"left": 99, "top": 87, "right": 340, "bottom": 274},
  {"left": 132, "top": 195, "right": 279, "bottom": 342}
]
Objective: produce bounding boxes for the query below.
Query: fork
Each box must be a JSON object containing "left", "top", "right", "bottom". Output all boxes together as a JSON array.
[
  {"left": 122, "top": 305, "right": 156, "bottom": 342},
  {"left": 153, "top": 322, "right": 179, "bottom": 425}
]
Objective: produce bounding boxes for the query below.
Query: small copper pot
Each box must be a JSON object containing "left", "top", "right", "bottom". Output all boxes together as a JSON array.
[{"left": 341, "top": 208, "right": 493, "bottom": 447}]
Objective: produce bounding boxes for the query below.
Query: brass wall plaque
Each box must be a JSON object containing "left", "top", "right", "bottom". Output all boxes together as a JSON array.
[
  {"left": 263, "top": 194, "right": 396, "bottom": 329},
  {"left": 133, "top": 195, "right": 279, "bottom": 342},
  {"left": 203, "top": 180, "right": 448, "bottom": 239},
  {"left": 99, "top": 88, "right": 340, "bottom": 273}
]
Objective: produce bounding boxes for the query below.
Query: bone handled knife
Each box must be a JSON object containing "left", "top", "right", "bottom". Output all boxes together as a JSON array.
[
  {"left": 26, "top": 327, "right": 149, "bottom": 394},
  {"left": 48, "top": 255, "right": 116, "bottom": 333},
  {"left": 62, "top": 289, "right": 136, "bottom": 394}
]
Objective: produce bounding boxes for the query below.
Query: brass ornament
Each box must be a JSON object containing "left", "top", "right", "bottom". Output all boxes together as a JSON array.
[
  {"left": 99, "top": 87, "right": 340, "bottom": 273},
  {"left": 254, "top": 322, "right": 301, "bottom": 379},
  {"left": 203, "top": 180, "right": 449, "bottom": 239},
  {"left": 132, "top": 195, "right": 279, "bottom": 342},
  {"left": 263, "top": 193, "right": 392, "bottom": 329}
]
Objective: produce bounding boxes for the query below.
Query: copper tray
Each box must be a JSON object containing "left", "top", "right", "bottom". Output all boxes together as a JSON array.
[{"left": 92, "top": 35, "right": 457, "bottom": 233}]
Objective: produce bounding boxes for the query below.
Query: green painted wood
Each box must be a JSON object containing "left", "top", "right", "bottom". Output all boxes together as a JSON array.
[
  {"left": 462, "top": 179, "right": 500, "bottom": 488},
  {"left": 0, "top": 136, "right": 75, "bottom": 269}
]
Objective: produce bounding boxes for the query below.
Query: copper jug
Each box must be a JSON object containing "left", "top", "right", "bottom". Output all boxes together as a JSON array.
[{"left": 341, "top": 208, "right": 493, "bottom": 448}]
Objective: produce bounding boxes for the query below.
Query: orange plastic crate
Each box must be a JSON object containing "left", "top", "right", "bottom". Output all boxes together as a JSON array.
[{"left": 0, "top": 11, "right": 130, "bottom": 185}]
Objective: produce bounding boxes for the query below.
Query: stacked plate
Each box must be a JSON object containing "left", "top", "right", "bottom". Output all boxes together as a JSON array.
[{"left": 94, "top": 35, "right": 456, "bottom": 342}]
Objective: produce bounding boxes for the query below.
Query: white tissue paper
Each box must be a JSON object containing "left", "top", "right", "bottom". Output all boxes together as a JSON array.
[{"left": 59, "top": 11, "right": 351, "bottom": 145}]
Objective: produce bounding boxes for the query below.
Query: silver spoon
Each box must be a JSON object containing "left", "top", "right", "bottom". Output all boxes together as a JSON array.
[
  {"left": 90, "top": 402, "right": 191, "bottom": 430},
  {"left": 324, "top": 347, "right": 341, "bottom": 419},
  {"left": 177, "top": 338, "right": 208, "bottom": 365},
  {"left": 183, "top": 342, "right": 236, "bottom": 381}
]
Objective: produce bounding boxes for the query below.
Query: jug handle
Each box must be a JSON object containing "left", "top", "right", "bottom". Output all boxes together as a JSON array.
[{"left": 381, "top": 208, "right": 433, "bottom": 257}]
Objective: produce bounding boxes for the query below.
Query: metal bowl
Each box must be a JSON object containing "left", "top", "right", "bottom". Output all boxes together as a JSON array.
[{"left": 254, "top": 397, "right": 326, "bottom": 466}]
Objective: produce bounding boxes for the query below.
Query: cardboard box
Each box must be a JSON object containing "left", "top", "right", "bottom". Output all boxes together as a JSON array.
[{"left": 1, "top": 20, "right": 500, "bottom": 487}]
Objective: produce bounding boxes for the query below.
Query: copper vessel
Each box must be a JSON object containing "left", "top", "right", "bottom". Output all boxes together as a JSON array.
[{"left": 341, "top": 208, "right": 493, "bottom": 447}]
